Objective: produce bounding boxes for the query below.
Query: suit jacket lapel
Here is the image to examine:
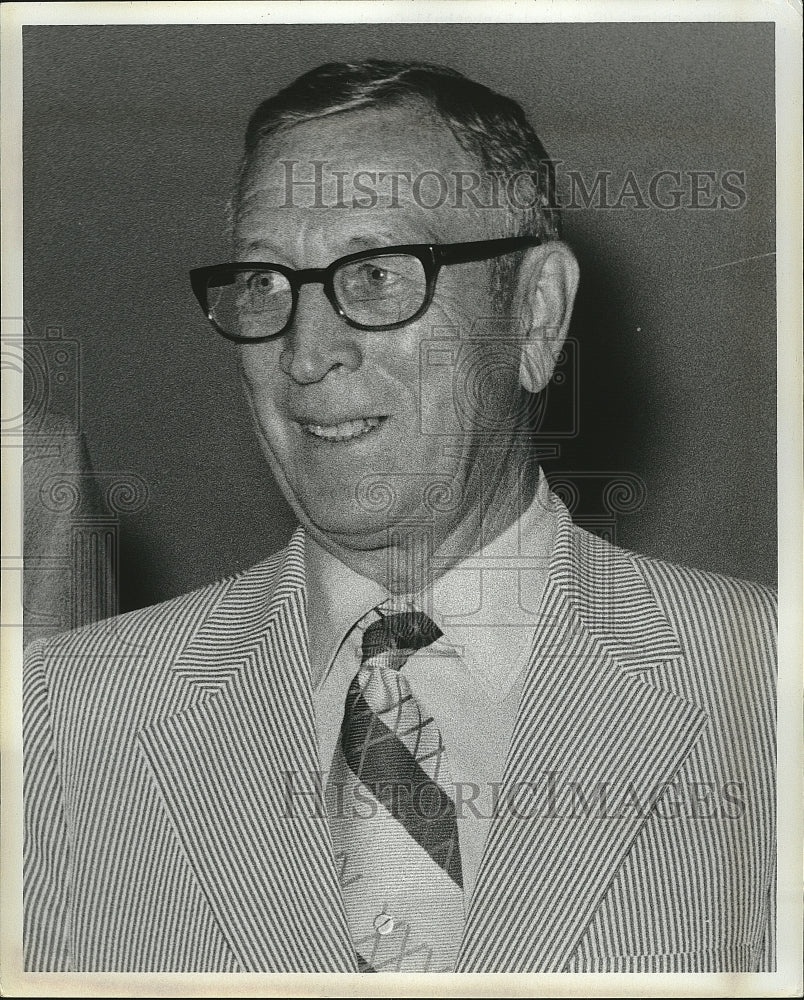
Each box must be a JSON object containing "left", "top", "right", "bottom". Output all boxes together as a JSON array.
[
  {"left": 138, "top": 530, "right": 356, "bottom": 972},
  {"left": 457, "top": 500, "right": 710, "bottom": 972},
  {"left": 137, "top": 498, "right": 710, "bottom": 973}
]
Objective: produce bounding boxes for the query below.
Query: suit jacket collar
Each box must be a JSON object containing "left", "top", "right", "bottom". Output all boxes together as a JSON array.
[{"left": 139, "top": 495, "right": 708, "bottom": 973}]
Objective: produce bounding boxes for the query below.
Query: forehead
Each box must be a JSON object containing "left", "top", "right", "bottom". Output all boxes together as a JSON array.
[{"left": 234, "top": 102, "right": 490, "bottom": 253}]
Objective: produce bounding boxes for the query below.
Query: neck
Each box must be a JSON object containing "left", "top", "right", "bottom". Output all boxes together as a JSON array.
[{"left": 307, "top": 456, "right": 541, "bottom": 594}]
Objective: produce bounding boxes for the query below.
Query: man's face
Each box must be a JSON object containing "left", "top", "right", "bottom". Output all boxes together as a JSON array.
[{"left": 235, "top": 103, "right": 528, "bottom": 556}]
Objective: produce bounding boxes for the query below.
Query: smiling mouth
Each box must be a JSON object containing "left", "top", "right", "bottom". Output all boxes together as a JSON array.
[{"left": 300, "top": 416, "right": 386, "bottom": 442}]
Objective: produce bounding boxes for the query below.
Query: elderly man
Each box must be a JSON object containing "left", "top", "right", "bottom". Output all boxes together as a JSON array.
[{"left": 24, "top": 60, "right": 776, "bottom": 974}]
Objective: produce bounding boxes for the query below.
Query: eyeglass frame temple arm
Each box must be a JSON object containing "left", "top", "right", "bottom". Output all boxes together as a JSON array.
[{"left": 433, "top": 235, "right": 542, "bottom": 267}]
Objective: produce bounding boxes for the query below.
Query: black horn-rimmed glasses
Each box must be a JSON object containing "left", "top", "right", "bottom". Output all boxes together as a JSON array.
[{"left": 189, "top": 235, "right": 542, "bottom": 343}]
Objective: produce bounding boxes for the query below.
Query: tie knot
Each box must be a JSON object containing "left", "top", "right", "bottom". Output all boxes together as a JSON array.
[{"left": 361, "top": 608, "right": 442, "bottom": 669}]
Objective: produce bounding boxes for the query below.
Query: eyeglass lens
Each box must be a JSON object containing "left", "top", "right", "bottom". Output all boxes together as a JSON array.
[{"left": 206, "top": 253, "right": 428, "bottom": 339}]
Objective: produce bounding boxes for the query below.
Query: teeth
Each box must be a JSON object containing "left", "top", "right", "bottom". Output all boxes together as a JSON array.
[{"left": 303, "top": 417, "right": 382, "bottom": 442}]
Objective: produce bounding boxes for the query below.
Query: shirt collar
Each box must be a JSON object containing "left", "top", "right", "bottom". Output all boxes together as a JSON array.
[
  {"left": 304, "top": 539, "right": 386, "bottom": 692},
  {"left": 429, "top": 470, "right": 556, "bottom": 700},
  {"left": 304, "top": 469, "right": 557, "bottom": 702}
]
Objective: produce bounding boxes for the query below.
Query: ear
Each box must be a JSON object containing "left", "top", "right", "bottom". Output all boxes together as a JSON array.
[{"left": 514, "top": 241, "right": 579, "bottom": 394}]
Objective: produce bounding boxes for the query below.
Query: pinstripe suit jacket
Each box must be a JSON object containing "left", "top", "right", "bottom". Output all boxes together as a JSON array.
[{"left": 24, "top": 492, "right": 777, "bottom": 973}]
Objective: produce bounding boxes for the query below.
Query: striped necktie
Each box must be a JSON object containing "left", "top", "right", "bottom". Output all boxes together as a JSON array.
[{"left": 326, "top": 601, "right": 465, "bottom": 972}]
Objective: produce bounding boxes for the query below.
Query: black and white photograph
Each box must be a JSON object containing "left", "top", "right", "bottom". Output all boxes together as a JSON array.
[{"left": 2, "top": 1, "right": 801, "bottom": 994}]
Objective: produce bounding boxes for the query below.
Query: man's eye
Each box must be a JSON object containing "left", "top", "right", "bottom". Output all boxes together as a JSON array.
[
  {"left": 244, "top": 271, "right": 282, "bottom": 295},
  {"left": 340, "top": 259, "right": 410, "bottom": 299},
  {"left": 356, "top": 262, "right": 397, "bottom": 285}
]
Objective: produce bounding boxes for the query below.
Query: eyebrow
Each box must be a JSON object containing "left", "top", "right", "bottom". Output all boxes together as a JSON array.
[
  {"left": 239, "top": 238, "right": 283, "bottom": 257},
  {"left": 343, "top": 234, "right": 399, "bottom": 252},
  {"left": 341, "top": 227, "right": 444, "bottom": 253},
  {"left": 237, "top": 228, "right": 442, "bottom": 263}
]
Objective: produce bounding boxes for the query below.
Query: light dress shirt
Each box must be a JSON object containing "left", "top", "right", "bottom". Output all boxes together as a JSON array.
[{"left": 305, "top": 470, "right": 558, "bottom": 909}]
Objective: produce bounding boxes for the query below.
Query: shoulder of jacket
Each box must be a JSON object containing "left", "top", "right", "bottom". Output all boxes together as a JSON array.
[
  {"left": 566, "top": 522, "right": 777, "bottom": 662},
  {"left": 627, "top": 544, "right": 777, "bottom": 618},
  {"left": 568, "top": 520, "right": 776, "bottom": 605},
  {"left": 25, "top": 541, "right": 292, "bottom": 664}
]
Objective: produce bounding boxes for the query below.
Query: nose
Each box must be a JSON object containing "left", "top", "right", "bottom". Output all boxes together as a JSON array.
[{"left": 279, "top": 283, "right": 363, "bottom": 384}]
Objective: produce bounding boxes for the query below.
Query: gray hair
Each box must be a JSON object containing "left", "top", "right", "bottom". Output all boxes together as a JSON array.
[{"left": 236, "top": 60, "right": 562, "bottom": 303}]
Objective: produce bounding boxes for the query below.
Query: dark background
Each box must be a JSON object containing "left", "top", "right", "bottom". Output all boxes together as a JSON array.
[{"left": 22, "top": 22, "right": 777, "bottom": 610}]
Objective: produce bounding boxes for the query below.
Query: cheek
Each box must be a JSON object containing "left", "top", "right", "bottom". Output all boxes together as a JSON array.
[
  {"left": 238, "top": 341, "right": 279, "bottom": 381},
  {"left": 238, "top": 345, "right": 285, "bottom": 411},
  {"left": 396, "top": 276, "right": 512, "bottom": 438}
]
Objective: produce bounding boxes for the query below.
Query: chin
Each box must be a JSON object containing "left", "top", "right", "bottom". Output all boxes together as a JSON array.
[
  {"left": 304, "top": 509, "right": 408, "bottom": 552},
  {"left": 287, "top": 481, "right": 382, "bottom": 528},
  {"left": 292, "top": 485, "right": 432, "bottom": 548}
]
